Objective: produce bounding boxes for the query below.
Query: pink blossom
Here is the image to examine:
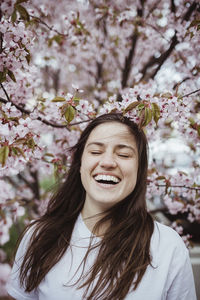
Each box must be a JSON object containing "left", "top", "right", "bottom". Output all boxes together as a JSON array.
[
  {"left": 171, "top": 222, "right": 184, "bottom": 235},
  {"left": 0, "top": 217, "right": 12, "bottom": 245},
  {"left": 163, "top": 195, "right": 185, "bottom": 215},
  {"left": 0, "top": 263, "right": 11, "bottom": 297}
]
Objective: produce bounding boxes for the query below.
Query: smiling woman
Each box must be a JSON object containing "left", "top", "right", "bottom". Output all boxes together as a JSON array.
[
  {"left": 80, "top": 122, "right": 138, "bottom": 221},
  {"left": 6, "top": 114, "right": 196, "bottom": 300}
]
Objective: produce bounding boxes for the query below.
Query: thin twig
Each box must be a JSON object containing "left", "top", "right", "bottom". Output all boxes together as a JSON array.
[
  {"left": 146, "top": 0, "right": 160, "bottom": 19},
  {"left": 0, "top": 83, "right": 10, "bottom": 101},
  {"left": 155, "top": 184, "right": 200, "bottom": 191},
  {"left": 29, "top": 14, "right": 68, "bottom": 37},
  {"left": 173, "top": 77, "right": 190, "bottom": 90},
  {"left": 182, "top": 88, "right": 200, "bottom": 98},
  {"left": 145, "top": 22, "right": 170, "bottom": 42}
]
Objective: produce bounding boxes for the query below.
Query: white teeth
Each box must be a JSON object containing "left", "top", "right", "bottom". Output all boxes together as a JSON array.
[{"left": 94, "top": 174, "right": 120, "bottom": 183}]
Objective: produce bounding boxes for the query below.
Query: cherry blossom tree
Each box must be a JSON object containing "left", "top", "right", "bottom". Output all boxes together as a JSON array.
[{"left": 0, "top": 0, "right": 200, "bottom": 295}]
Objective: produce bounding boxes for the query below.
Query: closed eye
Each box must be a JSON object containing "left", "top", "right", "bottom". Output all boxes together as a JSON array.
[
  {"left": 118, "top": 154, "right": 130, "bottom": 158},
  {"left": 91, "top": 151, "right": 102, "bottom": 155}
]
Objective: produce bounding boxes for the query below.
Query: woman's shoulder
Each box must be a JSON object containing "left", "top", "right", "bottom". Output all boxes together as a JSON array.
[
  {"left": 153, "top": 221, "right": 184, "bottom": 240},
  {"left": 151, "top": 221, "right": 188, "bottom": 258}
]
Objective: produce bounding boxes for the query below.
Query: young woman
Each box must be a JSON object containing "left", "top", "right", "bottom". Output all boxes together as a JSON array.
[{"left": 7, "top": 113, "right": 196, "bottom": 300}]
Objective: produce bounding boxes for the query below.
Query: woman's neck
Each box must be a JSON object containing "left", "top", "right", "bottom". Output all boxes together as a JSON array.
[{"left": 81, "top": 206, "right": 109, "bottom": 236}]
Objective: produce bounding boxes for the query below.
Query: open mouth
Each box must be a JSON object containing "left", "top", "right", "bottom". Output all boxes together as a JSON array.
[{"left": 94, "top": 174, "right": 120, "bottom": 185}]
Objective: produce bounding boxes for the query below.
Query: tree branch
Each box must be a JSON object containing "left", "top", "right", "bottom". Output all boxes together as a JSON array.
[
  {"left": 0, "top": 93, "right": 67, "bottom": 128},
  {"left": 141, "top": 34, "right": 178, "bottom": 80},
  {"left": 170, "top": 0, "right": 176, "bottom": 13},
  {"left": 121, "top": 1, "right": 146, "bottom": 90},
  {"left": 18, "top": 173, "right": 35, "bottom": 191},
  {"left": 140, "top": 2, "right": 198, "bottom": 80},
  {"left": 0, "top": 85, "right": 91, "bottom": 128},
  {"left": 96, "top": 62, "right": 103, "bottom": 84},
  {"left": 29, "top": 169, "right": 40, "bottom": 201},
  {"left": 121, "top": 30, "right": 138, "bottom": 89},
  {"left": 151, "top": 35, "right": 178, "bottom": 79},
  {"left": 0, "top": 96, "right": 91, "bottom": 128},
  {"left": 154, "top": 184, "right": 200, "bottom": 191},
  {"left": 183, "top": 1, "right": 197, "bottom": 22}
]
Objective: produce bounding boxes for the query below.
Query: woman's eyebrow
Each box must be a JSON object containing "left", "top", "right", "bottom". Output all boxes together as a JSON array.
[
  {"left": 86, "top": 142, "right": 104, "bottom": 148},
  {"left": 86, "top": 142, "right": 136, "bottom": 152},
  {"left": 116, "top": 144, "right": 136, "bottom": 152}
]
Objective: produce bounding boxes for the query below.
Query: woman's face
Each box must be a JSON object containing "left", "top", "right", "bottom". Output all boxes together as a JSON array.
[{"left": 80, "top": 122, "right": 138, "bottom": 213}]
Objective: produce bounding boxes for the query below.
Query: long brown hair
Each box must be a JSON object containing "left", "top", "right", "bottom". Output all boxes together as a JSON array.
[{"left": 19, "top": 113, "right": 154, "bottom": 299}]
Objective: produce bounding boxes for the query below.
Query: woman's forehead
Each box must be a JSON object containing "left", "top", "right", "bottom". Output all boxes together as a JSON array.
[{"left": 86, "top": 122, "right": 136, "bottom": 145}]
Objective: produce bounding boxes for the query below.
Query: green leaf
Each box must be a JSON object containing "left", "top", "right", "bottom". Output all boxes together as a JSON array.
[
  {"left": 48, "top": 35, "right": 63, "bottom": 47},
  {"left": 48, "top": 38, "right": 53, "bottom": 47},
  {"left": 124, "top": 101, "right": 139, "bottom": 113},
  {"left": 27, "top": 138, "right": 35, "bottom": 149},
  {"left": 137, "top": 103, "right": 145, "bottom": 110},
  {"left": 138, "top": 109, "right": 145, "bottom": 128},
  {"left": 24, "top": 49, "right": 31, "bottom": 64},
  {"left": 54, "top": 163, "right": 59, "bottom": 178},
  {"left": 190, "top": 19, "right": 200, "bottom": 27},
  {"left": 189, "top": 117, "right": 195, "bottom": 125},
  {"left": 197, "top": 125, "right": 200, "bottom": 137},
  {"left": 54, "top": 35, "right": 63, "bottom": 44},
  {"left": 11, "top": 147, "right": 18, "bottom": 156},
  {"left": 143, "top": 107, "right": 152, "bottom": 126},
  {"left": 11, "top": 9, "right": 17, "bottom": 23},
  {"left": 8, "top": 117, "right": 19, "bottom": 125},
  {"left": 16, "top": 4, "right": 30, "bottom": 21},
  {"left": 161, "top": 92, "right": 173, "bottom": 99},
  {"left": 74, "top": 99, "right": 80, "bottom": 105},
  {"left": 151, "top": 103, "right": 160, "bottom": 125},
  {"left": 14, "top": 147, "right": 26, "bottom": 158},
  {"left": 25, "top": 54, "right": 31, "bottom": 64},
  {"left": 7, "top": 69, "right": 16, "bottom": 82},
  {"left": 73, "top": 97, "right": 80, "bottom": 105},
  {"left": 0, "top": 146, "right": 9, "bottom": 167},
  {"left": 44, "top": 153, "right": 54, "bottom": 157},
  {"left": 0, "top": 68, "right": 7, "bottom": 83},
  {"left": 14, "top": 138, "right": 26, "bottom": 145},
  {"left": 156, "top": 176, "right": 166, "bottom": 181},
  {"left": 65, "top": 105, "right": 75, "bottom": 123},
  {"left": 51, "top": 96, "right": 66, "bottom": 102}
]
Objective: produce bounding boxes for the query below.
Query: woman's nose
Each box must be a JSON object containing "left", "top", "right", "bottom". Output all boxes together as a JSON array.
[{"left": 99, "top": 152, "right": 117, "bottom": 168}]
